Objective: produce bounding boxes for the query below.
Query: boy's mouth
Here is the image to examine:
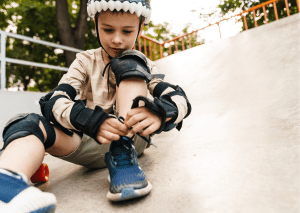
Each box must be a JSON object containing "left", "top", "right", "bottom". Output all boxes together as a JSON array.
[{"left": 111, "top": 48, "right": 123, "bottom": 53}]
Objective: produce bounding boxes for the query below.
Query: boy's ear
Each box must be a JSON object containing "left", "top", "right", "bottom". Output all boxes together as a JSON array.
[{"left": 138, "top": 21, "right": 145, "bottom": 36}]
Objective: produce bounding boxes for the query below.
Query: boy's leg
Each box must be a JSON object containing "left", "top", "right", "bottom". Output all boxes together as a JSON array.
[
  {"left": 0, "top": 121, "right": 81, "bottom": 180},
  {"left": 116, "top": 78, "right": 147, "bottom": 127},
  {"left": 0, "top": 116, "right": 81, "bottom": 212},
  {"left": 116, "top": 77, "right": 150, "bottom": 154},
  {"left": 104, "top": 77, "right": 152, "bottom": 201},
  {"left": 0, "top": 135, "right": 44, "bottom": 180}
]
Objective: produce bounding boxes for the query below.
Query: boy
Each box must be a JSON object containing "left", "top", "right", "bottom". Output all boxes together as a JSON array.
[{"left": 0, "top": 0, "right": 191, "bottom": 212}]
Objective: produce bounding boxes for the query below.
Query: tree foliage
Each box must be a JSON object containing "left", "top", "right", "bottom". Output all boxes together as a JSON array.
[
  {"left": 0, "top": 0, "right": 98, "bottom": 91},
  {"left": 218, "top": 0, "right": 298, "bottom": 30}
]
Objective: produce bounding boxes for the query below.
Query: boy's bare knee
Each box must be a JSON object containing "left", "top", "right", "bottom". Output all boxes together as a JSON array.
[{"left": 46, "top": 126, "right": 81, "bottom": 157}]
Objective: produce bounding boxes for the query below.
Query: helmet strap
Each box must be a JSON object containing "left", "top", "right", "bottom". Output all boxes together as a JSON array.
[{"left": 95, "top": 13, "right": 112, "bottom": 60}]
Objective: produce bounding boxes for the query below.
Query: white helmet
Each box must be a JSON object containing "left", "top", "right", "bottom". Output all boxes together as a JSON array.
[{"left": 87, "top": 0, "right": 152, "bottom": 24}]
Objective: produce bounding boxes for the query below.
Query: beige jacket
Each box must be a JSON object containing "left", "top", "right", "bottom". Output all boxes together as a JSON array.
[{"left": 50, "top": 48, "right": 187, "bottom": 131}]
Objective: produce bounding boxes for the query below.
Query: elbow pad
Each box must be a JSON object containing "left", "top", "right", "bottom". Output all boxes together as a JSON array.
[
  {"left": 39, "top": 84, "right": 77, "bottom": 136},
  {"left": 70, "top": 100, "right": 111, "bottom": 144},
  {"left": 110, "top": 49, "right": 165, "bottom": 87}
]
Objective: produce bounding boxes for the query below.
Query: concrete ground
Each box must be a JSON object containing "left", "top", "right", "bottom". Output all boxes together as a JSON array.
[{"left": 1, "top": 14, "right": 299, "bottom": 213}]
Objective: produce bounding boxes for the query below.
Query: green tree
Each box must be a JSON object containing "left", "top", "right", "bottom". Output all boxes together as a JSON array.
[
  {"left": 217, "top": 0, "right": 298, "bottom": 30},
  {"left": 0, "top": 0, "right": 97, "bottom": 91}
]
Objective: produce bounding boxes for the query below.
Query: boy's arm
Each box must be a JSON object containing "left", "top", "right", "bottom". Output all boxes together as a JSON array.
[{"left": 39, "top": 53, "right": 111, "bottom": 143}]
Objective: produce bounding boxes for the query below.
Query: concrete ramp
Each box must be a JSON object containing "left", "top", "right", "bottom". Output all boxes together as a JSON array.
[
  {"left": 0, "top": 91, "right": 45, "bottom": 147},
  {"left": 1, "top": 14, "right": 299, "bottom": 213}
]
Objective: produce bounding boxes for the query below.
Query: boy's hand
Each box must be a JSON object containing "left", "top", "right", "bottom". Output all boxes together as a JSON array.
[
  {"left": 96, "top": 117, "right": 129, "bottom": 144},
  {"left": 125, "top": 107, "right": 162, "bottom": 137}
]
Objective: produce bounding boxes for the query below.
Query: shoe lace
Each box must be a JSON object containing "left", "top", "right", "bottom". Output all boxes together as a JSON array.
[
  {"left": 117, "top": 117, "right": 157, "bottom": 148},
  {"left": 111, "top": 137, "right": 134, "bottom": 167}
]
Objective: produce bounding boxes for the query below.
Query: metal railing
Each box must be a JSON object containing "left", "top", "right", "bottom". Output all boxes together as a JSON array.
[
  {"left": 0, "top": 30, "right": 83, "bottom": 90},
  {"left": 136, "top": 0, "right": 299, "bottom": 60}
]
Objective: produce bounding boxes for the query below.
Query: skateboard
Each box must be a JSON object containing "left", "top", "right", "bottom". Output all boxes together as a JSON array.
[
  {"left": 30, "top": 152, "right": 50, "bottom": 183},
  {"left": 30, "top": 163, "right": 49, "bottom": 183}
]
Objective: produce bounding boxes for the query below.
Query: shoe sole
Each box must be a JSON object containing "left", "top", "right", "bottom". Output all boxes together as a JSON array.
[
  {"left": 30, "top": 205, "right": 56, "bottom": 213},
  {"left": 107, "top": 181, "right": 152, "bottom": 202},
  {"left": 0, "top": 187, "right": 56, "bottom": 213}
]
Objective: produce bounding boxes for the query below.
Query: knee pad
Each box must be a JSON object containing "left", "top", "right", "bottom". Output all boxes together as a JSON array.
[
  {"left": 110, "top": 49, "right": 165, "bottom": 87},
  {"left": 2, "top": 113, "right": 56, "bottom": 150}
]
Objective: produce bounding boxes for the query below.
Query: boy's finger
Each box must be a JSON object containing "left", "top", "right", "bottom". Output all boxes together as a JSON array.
[
  {"left": 127, "top": 107, "right": 143, "bottom": 117},
  {"left": 97, "top": 136, "right": 111, "bottom": 144},
  {"left": 100, "top": 130, "right": 120, "bottom": 142},
  {"left": 103, "top": 123, "right": 128, "bottom": 136},
  {"left": 125, "top": 107, "right": 144, "bottom": 122},
  {"left": 125, "top": 113, "right": 147, "bottom": 128},
  {"left": 130, "top": 119, "right": 150, "bottom": 135},
  {"left": 140, "top": 124, "right": 156, "bottom": 137},
  {"left": 107, "top": 119, "right": 129, "bottom": 133}
]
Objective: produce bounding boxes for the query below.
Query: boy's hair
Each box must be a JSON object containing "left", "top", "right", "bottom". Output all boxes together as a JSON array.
[{"left": 96, "top": 10, "right": 146, "bottom": 27}]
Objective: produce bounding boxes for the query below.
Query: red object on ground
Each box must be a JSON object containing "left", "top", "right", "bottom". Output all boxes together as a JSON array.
[{"left": 30, "top": 163, "right": 49, "bottom": 183}]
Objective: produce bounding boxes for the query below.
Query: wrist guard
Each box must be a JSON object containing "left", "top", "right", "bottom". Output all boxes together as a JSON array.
[
  {"left": 131, "top": 96, "right": 180, "bottom": 134},
  {"left": 70, "top": 100, "right": 112, "bottom": 144},
  {"left": 39, "top": 84, "right": 77, "bottom": 136}
]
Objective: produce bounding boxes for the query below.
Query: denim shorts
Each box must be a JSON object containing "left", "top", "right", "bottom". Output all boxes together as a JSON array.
[{"left": 55, "top": 109, "right": 150, "bottom": 169}]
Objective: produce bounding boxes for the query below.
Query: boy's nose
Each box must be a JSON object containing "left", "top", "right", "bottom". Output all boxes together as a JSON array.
[{"left": 112, "top": 34, "right": 122, "bottom": 44}]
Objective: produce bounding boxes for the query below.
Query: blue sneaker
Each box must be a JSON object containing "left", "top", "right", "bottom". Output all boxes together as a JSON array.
[
  {"left": 104, "top": 136, "right": 152, "bottom": 201},
  {"left": 0, "top": 169, "right": 56, "bottom": 213}
]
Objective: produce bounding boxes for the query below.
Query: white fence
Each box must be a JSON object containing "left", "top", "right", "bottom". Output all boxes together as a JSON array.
[{"left": 0, "top": 30, "right": 83, "bottom": 90}]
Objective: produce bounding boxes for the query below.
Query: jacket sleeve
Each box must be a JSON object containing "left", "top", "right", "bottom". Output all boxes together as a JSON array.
[
  {"left": 39, "top": 53, "right": 87, "bottom": 133},
  {"left": 39, "top": 51, "right": 110, "bottom": 143}
]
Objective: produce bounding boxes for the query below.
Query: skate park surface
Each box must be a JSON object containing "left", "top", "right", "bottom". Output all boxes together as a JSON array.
[{"left": 0, "top": 13, "right": 299, "bottom": 213}]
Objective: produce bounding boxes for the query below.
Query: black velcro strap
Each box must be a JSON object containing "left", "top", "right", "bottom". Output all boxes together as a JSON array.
[
  {"left": 39, "top": 116, "right": 56, "bottom": 149},
  {"left": 162, "top": 91, "right": 191, "bottom": 119},
  {"left": 153, "top": 82, "right": 172, "bottom": 98},
  {"left": 153, "top": 82, "right": 187, "bottom": 98},
  {"left": 54, "top": 84, "right": 77, "bottom": 101},
  {"left": 39, "top": 95, "right": 73, "bottom": 136},
  {"left": 70, "top": 100, "right": 109, "bottom": 143},
  {"left": 40, "top": 84, "right": 76, "bottom": 106},
  {"left": 154, "top": 83, "right": 192, "bottom": 119},
  {"left": 158, "top": 96, "right": 178, "bottom": 120}
]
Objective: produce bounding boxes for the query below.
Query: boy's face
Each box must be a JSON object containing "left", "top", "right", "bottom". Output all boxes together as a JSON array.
[{"left": 97, "top": 10, "right": 143, "bottom": 58}]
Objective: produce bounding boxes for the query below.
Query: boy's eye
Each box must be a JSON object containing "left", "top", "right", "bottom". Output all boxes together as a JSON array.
[
  {"left": 123, "top": 30, "right": 132, "bottom": 34},
  {"left": 104, "top": 29, "right": 113, "bottom": 32}
]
